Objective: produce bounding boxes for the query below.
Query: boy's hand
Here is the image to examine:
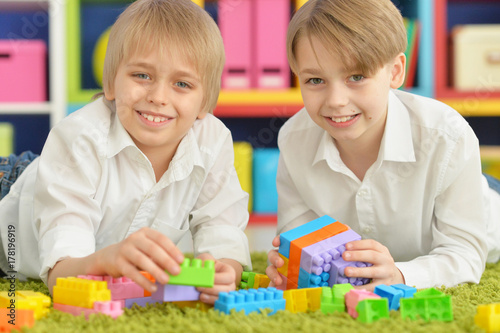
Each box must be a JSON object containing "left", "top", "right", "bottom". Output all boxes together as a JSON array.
[
  {"left": 342, "top": 239, "right": 405, "bottom": 291},
  {"left": 93, "top": 227, "right": 184, "bottom": 294},
  {"left": 266, "top": 235, "right": 285, "bottom": 287},
  {"left": 196, "top": 253, "right": 236, "bottom": 305}
]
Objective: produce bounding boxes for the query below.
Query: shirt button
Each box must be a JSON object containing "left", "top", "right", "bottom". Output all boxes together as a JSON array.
[
  {"left": 357, "top": 190, "right": 367, "bottom": 197},
  {"left": 362, "top": 226, "right": 372, "bottom": 234}
]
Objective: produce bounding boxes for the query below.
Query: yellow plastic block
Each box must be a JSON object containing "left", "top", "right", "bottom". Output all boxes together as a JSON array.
[
  {"left": 284, "top": 289, "right": 308, "bottom": 313},
  {"left": 0, "top": 123, "right": 14, "bottom": 156},
  {"left": 277, "top": 253, "right": 289, "bottom": 277},
  {"left": 191, "top": 0, "right": 204, "bottom": 7},
  {"left": 233, "top": 142, "right": 253, "bottom": 211},
  {"left": 53, "top": 277, "right": 111, "bottom": 309},
  {"left": 253, "top": 274, "right": 271, "bottom": 289},
  {"left": 475, "top": 303, "right": 500, "bottom": 333},
  {"left": 0, "top": 291, "right": 51, "bottom": 320},
  {"left": 296, "top": 0, "right": 309, "bottom": 9}
]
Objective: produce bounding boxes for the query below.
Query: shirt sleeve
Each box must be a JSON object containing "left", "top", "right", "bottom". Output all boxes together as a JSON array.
[
  {"left": 395, "top": 125, "right": 488, "bottom": 288},
  {"left": 189, "top": 132, "right": 252, "bottom": 271},
  {"left": 34, "top": 118, "right": 104, "bottom": 283}
]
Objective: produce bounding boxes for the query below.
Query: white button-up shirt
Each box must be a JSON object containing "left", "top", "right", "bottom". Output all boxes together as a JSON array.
[
  {"left": 277, "top": 89, "right": 500, "bottom": 288},
  {"left": 0, "top": 98, "right": 251, "bottom": 283}
]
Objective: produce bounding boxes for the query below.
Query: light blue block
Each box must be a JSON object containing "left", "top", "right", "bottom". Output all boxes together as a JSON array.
[
  {"left": 279, "top": 215, "right": 337, "bottom": 258},
  {"left": 252, "top": 148, "right": 280, "bottom": 214}
]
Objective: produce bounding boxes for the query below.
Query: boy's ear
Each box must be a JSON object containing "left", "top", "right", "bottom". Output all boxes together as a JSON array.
[
  {"left": 104, "top": 86, "right": 115, "bottom": 101},
  {"left": 389, "top": 52, "right": 406, "bottom": 89},
  {"left": 197, "top": 108, "right": 209, "bottom": 120}
]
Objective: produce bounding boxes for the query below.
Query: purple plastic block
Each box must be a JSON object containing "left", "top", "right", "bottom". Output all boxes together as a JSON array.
[
  {"left": 151, "top": 283, "right": 200, "bottom": 302},
  {"left": 124, "top": 296, "right": 162, "bottom": 308}
]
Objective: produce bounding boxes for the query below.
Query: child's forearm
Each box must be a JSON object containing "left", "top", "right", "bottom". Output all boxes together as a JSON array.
[
  {"left": 47, "top": 254, "right": 97, "bottom": 294},
  {"left": 218, "top": 258, "right": 243, "bottom": 285}
]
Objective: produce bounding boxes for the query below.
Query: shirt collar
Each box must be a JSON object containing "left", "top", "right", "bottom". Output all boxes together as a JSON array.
[
  {"left": 312, "top": 89, "right": 416, "bottom": 168},
  {"left": 105, "top": 98, "right": 137, "bottom": 158}
]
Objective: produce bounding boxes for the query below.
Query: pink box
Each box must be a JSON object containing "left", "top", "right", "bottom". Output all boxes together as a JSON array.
[
  {"left": 219, "top": 0, "right": 254, "bottom": 89},
  {"left": 255, "top": 0, "right": 290, "bottom": 89},
  {"left": 0, "top": 39, "right": 47, "bottom": 102}
]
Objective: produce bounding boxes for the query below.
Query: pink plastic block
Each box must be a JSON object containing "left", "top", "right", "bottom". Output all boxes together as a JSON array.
[
  {"left": 53, "top": 301, "right": 123, "bottom": 319},
  {"left": 254, "top": 0, "right": 290, "bottom": 89},
  {"left": 151, "top": 283, "right": 200, "bottom": 302},
  {"left": 0, "top": 40, "right": 46, "bottom": 102},
  {"left": 345, "top": 289, "right": 380, "bottom": 319},
  {"left": 78, "top": 275, "right": 145, "bottom": 300},
  {"left": 219, "top": 0, "right": 254, "bottom": 89}
]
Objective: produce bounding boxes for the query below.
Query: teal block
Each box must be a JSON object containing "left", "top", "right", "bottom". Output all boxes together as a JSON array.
[{"left": 252, "top": 148, "right": 279, "bottom": 214}]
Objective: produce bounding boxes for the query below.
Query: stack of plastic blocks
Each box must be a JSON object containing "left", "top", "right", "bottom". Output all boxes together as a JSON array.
[
  {"left": 214, "top": 287, "right": 285, "bottom": 315},
  {"left": 345, "top": 289, "right": 389, "bottom": 322},
  {"left": 52, "top": 277, "right": 123, "bottom": 319},
  {"left": 0, "top": 290, "right": 51, "bottom": 331},
  {"left": 240, "top": 271, "right": 270, "bottom": 289},
  {"left": 277, "top": 215, "right": 370, "bottom": 290},
  {"left": 475, "top": 303, "right": 500, "bottom": 333},
  {"left": 78, "top": 275, "right": 144, "bottom": 308},
  {"left": 152, "top": 258, "right": 215, "bottom": 303}
]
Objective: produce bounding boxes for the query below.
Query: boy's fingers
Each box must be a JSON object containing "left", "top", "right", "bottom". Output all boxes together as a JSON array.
[
  {"left": 144, "top": 228, "right": 184, "bottom": 264},
  {"left": 272, "top": 235, "right": 281, "bottom": 247},
  {"left": 265, "top": 265, "right": 282, "bottom": 286},
  {"left": 267, "top": 249, "right": 283, "bottom": 267}
]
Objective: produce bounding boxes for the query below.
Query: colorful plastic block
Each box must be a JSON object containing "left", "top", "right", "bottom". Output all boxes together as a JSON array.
[
  {"left": 53, "top": 300, "right": 123, "bottom": 319},
  {"left": 140, "top": 271, "right": 156, "bottom": 296},
  {"left": 298, "top": 268, "right": 329, "bottom": 288},
  {"left": 356, "top": 298, "right": 390, "bottom": 323},
  {"left": 0, "top": 291, "right": 51, "bottom": 320},
  {"left": 320, "top": 286, "right": 345, "bottom": 314},
  {"left": 52, "top": 277, "right": 111, "bottom": 309},
  {"left": 374, "top": 284, "right": 404, "bottom": 310},
  {"left": 279, "top": 215, "right": 337, "bottom": 258},
  {"left": 283, "top": 287, "right": 322, "bottom": 313},
  {"left": 240, "top": 271, "right": 257, "bottom": 289},
  {"left": 277, "top": 253, "right": 289, "bottom": 277},
  {"left": 0, "top": 308, "right": 34, "bottom": 332},
  {"left": 254, "top": 274, "right": 271, "bottom": 289},
  {"left": 391, "top": 283, "right": 417, "bottom": 298},
  {"left": 77, "top": 275, "right": 144, "bottom": 300},
  {"left": 167, "top": 258, "right": 215, "bottom": 288},
  {"left": 400, "top": 288, "right": 453, "bottom": 322},
  {"left": 345, "top": 289, "right": 380, "bottom": 319},
  {"left": 152, "top": 284, "right": 200, "bottom": 302},
  {"left": 475, "top": 303, "right": 500, "bottom": 333},
  {"left": 215, "top": 288, "right": 285, "bottom": 315}
]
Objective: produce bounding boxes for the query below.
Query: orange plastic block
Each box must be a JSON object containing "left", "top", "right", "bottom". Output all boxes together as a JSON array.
[
  {"left": 0, "top": 308, "right": 34, "bottom": 332},
  {"left": 53, "top": 277, "right": 111, "bottom": 309},
  {"left": 288, "top": 222, "right": 348, "bottom": 285},
  {"left": 0, "top": 291, "right": 51, "bottom": 320},
  {"left": 475, "top": 303, "right": 500, "bottom": 332},
  {"left": 140, "top": 271, "right": 155, "bottom": 296}
]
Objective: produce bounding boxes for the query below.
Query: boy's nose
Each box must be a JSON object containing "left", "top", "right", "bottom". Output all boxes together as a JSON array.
[
  {"left": 326, "top": 83, "right": 349, "bottom": 108},
  {"left": 147, "top": 82, "right": 169, "bottom": 106}
]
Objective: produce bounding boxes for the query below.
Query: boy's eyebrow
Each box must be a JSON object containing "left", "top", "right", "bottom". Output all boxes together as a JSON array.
[
  {"left": 126, "top": 62, "right": 200, "bottom": 81},
  {"left": 298, "top": 68, "right": 323, "bottom": 76}
]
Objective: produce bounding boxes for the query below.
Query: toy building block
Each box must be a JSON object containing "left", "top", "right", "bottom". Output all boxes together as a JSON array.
[
  {"left": 52, "top": 277, "right": 111, "bottom": 309},
  {"left": 345, "top": 289, "right": 381, "bottom": 319},
  {"left": 0, "top": 308, "right": 34, "bottom": 332},
  {"left": 124, "top": 296, "right": 162, "bottom": 309},
  {"left": 275, "top": 273, "right": 296, "bottom": 291},
  {"left": 166, "top": 258, "right": 215, "bottom": 288},
  {"left": 254, "top": 274, "right": 271, "bottom": 289},
  {"left": 254, "top": 0, "right": 290, "bottom": 89},
  {"left": 219, "top": 0, "right": 254, "bottom": 89},
  {"left": 78, "top": 275, "right": 144, "bottom": 300},
  {"left": 277, "top": 253, "right": 289, "bottom": 277},
  {"left": 475, "top": 303, "right": 500, "bottom": 333},
  {"left": 53, "top": 300, "right": 123, "bottom": 319},
  {"left": 140, "top": 271, "right": 155, "bottom": 297},
  {"left": 279, "top": 215, "right": 337, "bottom": 258},
  {"left": 321, "top": 283, "right": 354, "bottom": 314},
  {"left": 400, "top": 288, "right": 453, "bottom": 322},
  {"left": 356, "top": 298, "right": 390, "bottom": 323},
  {"left": 0, "top": 290, "right": 51, "bottom": 320},
  {"left": 152, "top": 284, "right": 200, "bottom": 302},
  {"left": 298, "top": 268, "right": 329, "bottom": 288},
  {"left": 374, "top": 284, "right": 404, "bottom": 311},
  {"left": 391, "top": 283, "right": 417, "bottom": 298},
  {"left": 240, "top": 271, "right": 257, "bottom": 289},
  {"left": 215, "top": 288, "right": 285, "bottom": 315},
  {"left": 283, "top": 287, "right": 322, "bottom": 313}
]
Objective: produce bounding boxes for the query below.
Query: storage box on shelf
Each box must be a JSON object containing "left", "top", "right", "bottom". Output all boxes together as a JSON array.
[{"left": 435, "top": 0, "right": 500, "bottom": 116}]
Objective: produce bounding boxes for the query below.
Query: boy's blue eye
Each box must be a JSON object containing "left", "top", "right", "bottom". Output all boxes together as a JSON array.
[
  {"left": 135, "top": 73, "right": 150, "bottom": 80},
  {"left": 349, "top": 75, "right": 364, "bottom": 82},
  {"left": 176, "top": 81, "right": 189, "bottom": 88},
  {"left": 308, "top": 78, "right": 324, "bottom": 85}
]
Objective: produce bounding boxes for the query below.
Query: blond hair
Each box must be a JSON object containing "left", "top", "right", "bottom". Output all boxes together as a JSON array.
[
  {"left": 287, "top": 0, "right": 407, "bottom": 76},
  {"left": 102, "top": 0, "right": 225, "bottom": 114}
]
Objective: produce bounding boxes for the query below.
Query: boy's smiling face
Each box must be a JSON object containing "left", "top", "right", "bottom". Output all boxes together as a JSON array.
[
  {"left": 105, "top": 46, "right": 205, "bottom": 157},
  {"left": 295, "top": 36, "right": 405, "bottom": 150}
]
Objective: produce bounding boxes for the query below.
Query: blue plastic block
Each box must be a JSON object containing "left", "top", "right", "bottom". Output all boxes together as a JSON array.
[
  {"left": 298, "top": 268, "right": 329, "bottom": 288},
  {"left": 253, "top": 148, "right": 280, "bottom": 214},
  {"left": 279, "top": 215, "right": 337, "bottom": 258},
  {"left": 391, "top": 284, "right": 417, "bottom": 298},
  {"left": 374, "top": 284, "right": 404, "bottom": 310},
  {"left": 214, "top": 287, "right": 285, "bottom": 315}
]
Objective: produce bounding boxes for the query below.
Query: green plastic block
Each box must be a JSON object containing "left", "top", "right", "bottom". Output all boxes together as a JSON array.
[
  {"left": 400, "top": 289, "right": 453, "bottom": 322},
  {"left": 0, "top": 123, "right": 14, "bottom": 156},
  {"left": 356, "top": 298, "right": 389, "bottom": 323},
  {"left": 320, "top": 287, "right": 345, "bottom": 314},
  {"left": 240, "top": 271, "right": 257, "bottom": 289},
  {"left": 167, "top": 258, "right": 215, "bottom": 288},
  {"left": 332, "top": 283, "right": 354, "bottom": 303}
]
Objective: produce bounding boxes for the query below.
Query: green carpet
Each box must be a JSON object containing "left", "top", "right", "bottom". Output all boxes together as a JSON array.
[{"left": 1, "top": 252, "right": 499, "bottom": 333}]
